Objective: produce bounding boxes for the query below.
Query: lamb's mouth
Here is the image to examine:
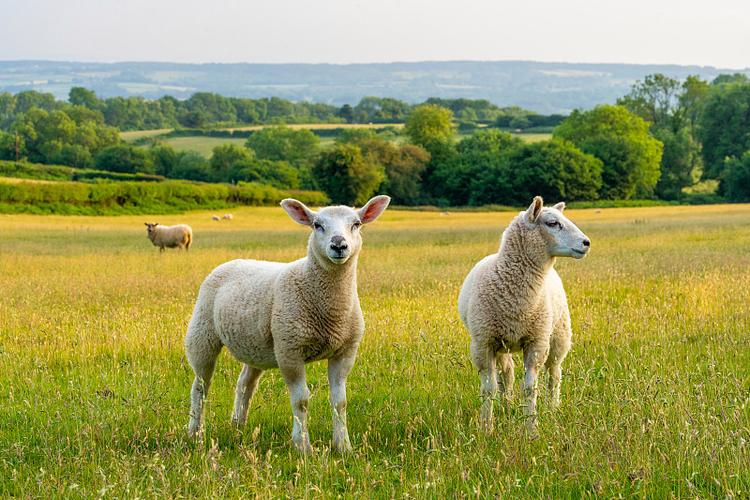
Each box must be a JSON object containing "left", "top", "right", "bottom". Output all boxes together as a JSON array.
[
  {"left": 571, "top": 248, "right": 587, "bottom": 256},
  {"left": 328, "top": 254, "right": 350, "bottom": 263}
]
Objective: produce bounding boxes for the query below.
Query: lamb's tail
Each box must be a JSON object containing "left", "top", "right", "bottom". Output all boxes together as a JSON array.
[{"left": 185, "top": 230, "right": 193, "bottom": 251}]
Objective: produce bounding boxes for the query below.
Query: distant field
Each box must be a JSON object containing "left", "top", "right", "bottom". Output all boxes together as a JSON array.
[
  {"left": 515, "top": 132, "right": 552, "bottom": 143},
  {"left": 129, "top": 126, "right": 550, "bottom": 156},
  {"left": 121, "top": 128, "right": 174, "bottom": 142},
  {"left": 161, "top": 136, "right": 248, "bottom": 157},
  {"left": 225, "top": 123, "right": 404, "bottom": 132},
  {"left": 1, "top": 205, "right": 748, "bottom": 497}
]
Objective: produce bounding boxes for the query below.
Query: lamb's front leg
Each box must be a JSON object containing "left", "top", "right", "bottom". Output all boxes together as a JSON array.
[
  {"left": 522, "top": 343, "right": 549, "bottom": 434},
  {"left": 280, "top": 363, "right": 313, "bottom": 454},
  {"left": 328, "top": 352, "right": 356, "bottom": 453}
]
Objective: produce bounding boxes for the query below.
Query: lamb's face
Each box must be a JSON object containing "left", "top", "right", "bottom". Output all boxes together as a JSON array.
[
  {"left": 309, "top": 206, "right": 362, "bottom": 264},
  {"left": 281, "top": 196, "right": 391, "bottom": 266},
  {"left": 144, "top": 222, "right": 159, "bottom": 238},
  {"left": 525, "top": 197, "right": 590, "bottom": 260}
]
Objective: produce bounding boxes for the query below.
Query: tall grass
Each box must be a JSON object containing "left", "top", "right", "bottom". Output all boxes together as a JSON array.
[{"left": 0, "top": 205, "right": 748, "bottom": 496}]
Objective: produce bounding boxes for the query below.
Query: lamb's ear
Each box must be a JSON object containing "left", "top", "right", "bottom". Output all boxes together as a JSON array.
[
  {"left": 281, "top": 198, "right": 315, "bottom": 226},
  {"left": 144, "top": 222, "right": 149, "bottom": 226},
  {"left": 526, "top": 196, "right": 543, "bottom": 222},
  {"left": 358, "top": 195, "right": 391, "bottom": 224},
  {"left": 553, "top": 202, "right": 566, "bottom": 212}
]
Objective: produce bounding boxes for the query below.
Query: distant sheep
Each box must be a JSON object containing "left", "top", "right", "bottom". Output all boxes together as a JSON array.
[
  {"left": 184, "top": 195, "right": 391, "bottom": 454},
  {"left": 222, "top": 213, "right": 234, "bottom": 220},
  {"left": 144, "top": 223, "right": 193, "bottom": 252},
  {"left": 458, "top": 196, "right": 590, "bottom": 432},
  {"left": 211, "top": 215, "right": 221, "bottom": 221}
]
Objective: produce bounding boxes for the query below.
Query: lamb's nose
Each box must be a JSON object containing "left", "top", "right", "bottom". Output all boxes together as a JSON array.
[
  {"left": 582, "top": 238, "right": 591, "bottom": 248},
  {"left": 330, "top": 236, "right": 348, "bottom": 251}
]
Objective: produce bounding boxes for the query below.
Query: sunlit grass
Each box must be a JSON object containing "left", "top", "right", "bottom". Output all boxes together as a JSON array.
[{"left": 1, "top": 204, "right": 749, "bottom": 496}]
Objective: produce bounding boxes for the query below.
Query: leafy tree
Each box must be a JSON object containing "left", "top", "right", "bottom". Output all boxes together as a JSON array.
[
  {"left": 405, "top": 104, "right": 455, "bottom": 149},
  {"left": 652, "top": 127, "right": 702, "bottom": 199},
  {"left": 170, "top": 151, "right": 211, "bottom": 181},
  {"left": 313, "top": 144, "right": 385, "bottom": 205},
  {"left": 431, "top": 129, "right": 521, "bottom": 205},
  {"left": 150, "top": 143, "right": 181, "bottom": 177},
  {"left": 712, "top": 73, "right": 749, "bottom": 86},
  {"left": 679, "top": 75, "right": 710, "bottom": 131},
  {"left": 341, "top": 135, "right": 429, "bottom": 205},
  {"left": 554, "top": 105, "right": 663, "bottom": 199},
  {"left": 618, "top": 74, "right": 706, "bottom": 198},
  {"left": 720, "top": 152, "right": 750, "bottom": 201},
  {"left": 0, "top": 131, "right": 23, "bottom": 160},
  {"left": 245, "top": 126, "right": 320, "bottom": 167},
  {"left": 698, "top": 82, "right": 750, "bottom": 178},
  {"left": 231, "top": 159, "right": 300, "bottom": 189},
  {"left": 209, "top": 144, "right": 254, "bottom": 182},
  {"left": 53, "top": 144, "right": 93, "bottom": 168},
  {"left": 94, "top": 144, "right": 152, "bottom": 174},
  {"left": 617, "top": 74, "right": 681, "bottom": 127},
  {"left": 69, "top": 87, "right": 101, "bottom": 110}
]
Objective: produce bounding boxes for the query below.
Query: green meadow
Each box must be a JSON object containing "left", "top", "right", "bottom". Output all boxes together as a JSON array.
[{"left": 1, "top": 205, "right": 748, "bottom": 497}]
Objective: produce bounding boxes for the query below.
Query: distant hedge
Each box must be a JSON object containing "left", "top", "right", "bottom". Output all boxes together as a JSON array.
[
  {"left": 0, "top": 160, "right": 165, "bottom": 183},
  {"left": 0, "top": 178, "right": 329, "bottom": 215}
]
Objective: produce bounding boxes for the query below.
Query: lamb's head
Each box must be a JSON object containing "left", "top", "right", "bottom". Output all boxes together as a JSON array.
[
  {"left": 522, "top": 196, "right": 590, "bottom": 260},
  {"left": 144, "top": 222, "right": 159, "bottom": 240},
  {"left": 281, "top": 195, "right": 391, "bottom": 265}
]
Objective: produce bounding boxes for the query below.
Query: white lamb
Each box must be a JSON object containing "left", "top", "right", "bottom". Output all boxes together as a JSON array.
[
  {"left": 458, "top": 196, "right": 590, "bottom": 432},
  {"left": 184, "top": 195, "right": 391, "bottom": 454},
  {"left": 144, "top": 223, "right": 193, "bottom": 252}
]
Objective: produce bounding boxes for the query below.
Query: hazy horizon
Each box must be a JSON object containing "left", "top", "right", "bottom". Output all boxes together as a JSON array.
[
  {"left": 3, "top": 0, "right": 748, "bottom": 68},
  {"left": 2, "top": 57, "right": 748, "bottom": 71}
]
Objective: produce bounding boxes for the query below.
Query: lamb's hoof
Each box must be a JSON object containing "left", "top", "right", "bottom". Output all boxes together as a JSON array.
[
  {"left": 230, "top": 416, "right": 246, "bottom": 429},
  {"left": 479, "top": 418, "right": 495, "bottom": 434},
  {"left": 525, "top": 419, "right": 540, "bottom": 440},
  {"left": 333, "top": 438, "right": 353, "bottom": 454},
  {"left": 187, "top": 426, "right": 203, "bottom": 441},
  {"left": 293, "top": 438, "right": 313, "bottom": 455}
]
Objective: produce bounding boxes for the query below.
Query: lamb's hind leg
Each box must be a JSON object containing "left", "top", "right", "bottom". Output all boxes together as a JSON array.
[
  {"left": 231, "top": 365, "right": 263, "bottom": 427},
  {"left": 546, "top": 325, "right": 572, "bottom": 409},
  {"left": 471, "top": 339, "right": 498, "bottom": 431},
  {"left": 522, "top": 342, "right": 549, "bottom": 433},
  {"left": 185, "top": 325, "right": 222, "bottom": 438},
  {"left": 496, "top": 352, "right": 514, "bottom": 401}
]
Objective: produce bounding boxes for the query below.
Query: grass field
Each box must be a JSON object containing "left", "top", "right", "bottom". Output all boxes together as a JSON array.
[
  {"left": 1, "top": 205, "right": 749, "bottom": 496},
  {"left": 121, "top": 129, "right": 174, "bottom": 143},
  {"left": 161, "top": 136, "right": 249, "bottom": 157}
]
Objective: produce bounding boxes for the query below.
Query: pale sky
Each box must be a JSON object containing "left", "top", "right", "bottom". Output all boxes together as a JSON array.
[{"left": 2, "top": 0, "right": 748, "bottom": 68}]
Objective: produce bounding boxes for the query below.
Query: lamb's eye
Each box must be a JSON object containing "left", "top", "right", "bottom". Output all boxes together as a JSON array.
[
  {"left": 313, "top": 222, "right": 324, "bottom": 231},
  {"left": 546, "top": 220, "right": 559, "bottom": 228},
  {"left": 352, "top": 221, "right": 362, "bottom": 230}
]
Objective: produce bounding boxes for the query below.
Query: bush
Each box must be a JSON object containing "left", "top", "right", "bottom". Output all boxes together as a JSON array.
[
  {"left": 0, "top": 177, "right": 328, "bottom": 214},
  {"left": 313, "top": 144, "right": 385, "bottom": 205},
  {"left": 720, "top": 152, "right": 750, "bottom": 201},
  {"left": 94, "top": 144, "right": 153, "bottom": 173}
]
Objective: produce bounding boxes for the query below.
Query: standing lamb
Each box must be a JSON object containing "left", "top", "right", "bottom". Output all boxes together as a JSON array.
[
  {"left": 458, "top": 196, "right": 590, "bottom": 432},
  {"left": 222, "top": 213, "right": 234, "bottom": 220},
  {"left": 184, "top": 195, "right": 391, "bottom": 454},
  {"left": 144, "top": 223, "right": 193, "bottom": 252}
]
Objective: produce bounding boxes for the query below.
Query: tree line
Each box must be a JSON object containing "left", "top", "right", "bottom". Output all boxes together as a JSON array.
[
  {"left": 1, "top": 73, "right": 749, "bottom": 205},
  {"left": 0, "top": 89, "right": 555, "bottom": 132}
]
